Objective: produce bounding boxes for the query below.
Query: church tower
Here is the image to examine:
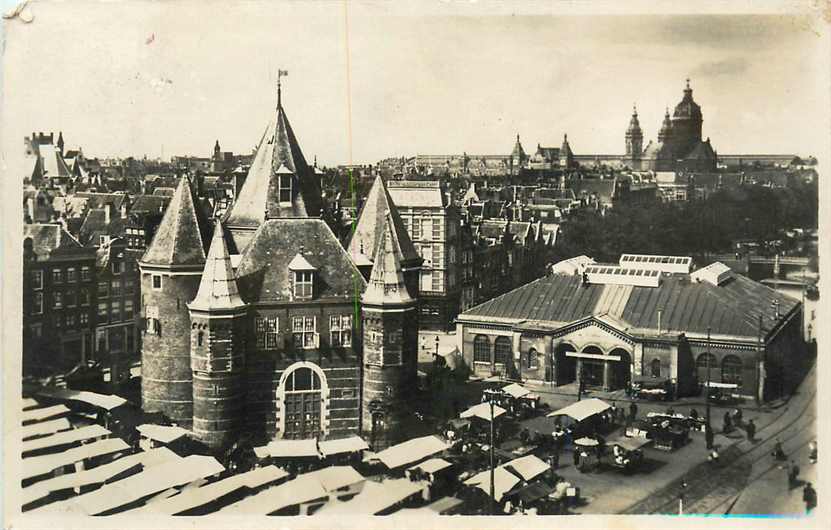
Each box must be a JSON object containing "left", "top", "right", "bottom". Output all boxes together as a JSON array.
[
  {"left": 188, "top": 220, "right": 249, "bottom": 449},
  {"left": 670, "top": 79, "right": 703, "bottom": 158},
  {"left": 559, "top": 134, "right": 575, "bottom": 169},
  {"left": 625, "top": 105, "right": 643, "bottom": 169},
  {"left": 509, "top": 134, "right": 526, "bottom": 177},
  {"left": 361, "top": 214, "right": 418, "bottom": 449},
  {"left": 139, "top": 175, "right": 212, "bottom": 426}
]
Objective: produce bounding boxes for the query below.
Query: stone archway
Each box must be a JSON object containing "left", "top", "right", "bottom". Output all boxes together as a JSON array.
[
  {"left": 553, "top": 342, "right": 577, "bottom": 385},
  {"left": 580, "top": 345, "right": 605, "bottom": 388},
  {"left": 609, "top": 348, "right": 632, "bottom": 390}
]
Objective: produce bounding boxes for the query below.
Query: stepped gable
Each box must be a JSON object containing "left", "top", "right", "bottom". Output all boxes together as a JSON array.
[
  {"left": 188, "top": 220, "right": 246, "bottom": 312},
  {"left": 234, "top": 218, "right": 365, "bottom": 303},
  {"left": 362, "top": 214, "right": 414, "bottom": 307},
  {"left": 225, "top": 90, "right": 322, "bottom": 227},
  {"left": 348, "top": 175, "right": 420, "bottom": 267},
  {"left": 140, "top": 175, "right": 212, "bottom": 267}
]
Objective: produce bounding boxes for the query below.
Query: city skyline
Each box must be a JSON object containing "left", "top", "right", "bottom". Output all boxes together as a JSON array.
[{"left": 4, "top": 3, "right": 829, "bottom": 166}]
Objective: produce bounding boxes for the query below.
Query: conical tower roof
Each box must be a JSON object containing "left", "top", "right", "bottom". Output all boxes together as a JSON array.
[
  {"left": 141, "top": 175, "right": 212, "bottom": 267},
  {"left": 658, "top": 108, "right": 673, "bottom": 141},
  {"left": 348, "top": 175, "right": 421, "bottom": 267},
  {"left": 189, "top": 220, "right": 246, "bottom": 312},
  {"left": 560, "top": 134, "right": 573, "bottom": 157},
  {"left": 511, "top": 134, "right": 526, "bottom": 159},
  {"left": 362, "top": 214, "right": 415, "bottom": 307},
  {"left": 225, "top": 89, "right": 322, "bottom": 227}
]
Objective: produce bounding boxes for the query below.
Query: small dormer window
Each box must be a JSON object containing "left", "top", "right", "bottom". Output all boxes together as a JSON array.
[
  {"left": 288, "top": 251, "right": 317, "bottom": 301},
  {"left": 276, "top": 164, "right": 293, "bottom": 205},
  {"left": 294, "top": 271, "right": 313, "bottom": 299}
]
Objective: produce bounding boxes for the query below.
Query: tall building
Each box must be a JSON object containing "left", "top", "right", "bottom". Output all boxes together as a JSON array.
[
  {"left": 637, "top": 80, "right": 718, "bottom": 172},
  {"left": 139, "top": 80, "right": 416, "bottom": 449},
  {"left": 387, "top": 180, "right": 460, "bottom": 330},
  {"left": 360, "top": 214, "right": 419, "bottom": 449},
  {"left": 624, "top": 105, "right": 643, "bottom": 166}
]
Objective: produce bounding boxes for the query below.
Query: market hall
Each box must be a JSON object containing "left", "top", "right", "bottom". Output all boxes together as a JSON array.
[{"left": 456, "top": 256, "right": 803, "bottom": 401}]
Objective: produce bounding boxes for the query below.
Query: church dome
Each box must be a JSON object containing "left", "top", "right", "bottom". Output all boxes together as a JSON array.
[
  {"left": 626, "top": 105, "right": 642, "bottom": 135},
  {"left": 673, "top": 79, "right": 702, "bottom": 120}
]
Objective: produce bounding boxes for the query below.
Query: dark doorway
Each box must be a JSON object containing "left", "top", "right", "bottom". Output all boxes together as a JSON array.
[
  {"left": 553, "top": 343, "right": 577, "bottom": 385},
  {"left": 610, "top": 348, "right": 632, "bottom": 390}
]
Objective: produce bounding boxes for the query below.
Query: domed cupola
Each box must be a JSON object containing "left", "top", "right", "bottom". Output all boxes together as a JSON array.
[{"left": 673, "top": 78, "right": 702, "bottom": 121}]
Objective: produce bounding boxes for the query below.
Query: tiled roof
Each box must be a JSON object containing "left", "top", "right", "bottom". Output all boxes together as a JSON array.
[
  {"left": 24, "top": 223, "right": 82, "bottom": 257},
  {"left": 225, "top": 97, "right": 321, "bottom": 227},
  {"left": 362, "top": 214, "right": 415, "bottom": 307},
  {"left": 130, "top": 195, "right": 171, "bottom": 215},
  {"left": 387, "top": 180, "right": 446, "bottom": 209},
  {"left": 37, "top": 143, "right": 72, "bottom": 178},
  {"left": 79, "top": 208, "right": 126, "bottom": 246},
  {"left": 235, "top": 219, "right": 365, "bottom": 303},
  {"left": 569, "top": 178, "right": 616, "bottom": 203},
  {"left": 189, "top": 221, "right": 246, "bottom": 311},
  {"left": 348, "top": 176, "right": 421, "bottom": 268},
  {"left": 459, "top": 269, "right": 798, "bottom": 341},
  {"left": 141, "top": 176, "right": 212, "bottom": 267},
  {"left": 684, "top": 140, "right": 716, "bottom": 161},
  {"left": 74, "top": 192, "right": 127, "bottom": 210}
]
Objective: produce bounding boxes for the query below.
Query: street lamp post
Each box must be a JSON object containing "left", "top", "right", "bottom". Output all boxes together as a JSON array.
[{"left": 489, "top": 397, "right": 496, "bottom": 515}]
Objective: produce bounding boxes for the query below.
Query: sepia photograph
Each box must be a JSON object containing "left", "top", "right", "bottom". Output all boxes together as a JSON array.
[{"left": 2, "top": 1, "right": 829, "bottom": 528}]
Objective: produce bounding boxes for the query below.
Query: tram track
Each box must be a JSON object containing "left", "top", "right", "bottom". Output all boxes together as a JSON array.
[{"left": 621, "top": 368, "right": 816, "bottom": 515}]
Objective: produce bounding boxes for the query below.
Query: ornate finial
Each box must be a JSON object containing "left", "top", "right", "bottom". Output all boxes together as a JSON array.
[
  {"left": 686, "top": 78, "right": 691, "bottom": 90},
  {"left": 516, "top": 134, "right": 520, "bottom": 142},
  {"left": 277, "top": 69, "right": 288, "bottom": 107}
]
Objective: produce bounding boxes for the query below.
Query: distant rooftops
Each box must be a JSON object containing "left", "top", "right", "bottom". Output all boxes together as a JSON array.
[{"left": 619, "top": 254, "right": 692, "bottom": 274}]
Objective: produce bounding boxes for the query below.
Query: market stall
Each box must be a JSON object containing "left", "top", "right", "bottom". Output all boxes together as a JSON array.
[
  {"left": 573, "top": 437, "right": 601, "bottom": 473},
  {"left": 607, "top": 436, "right": 651, "bottom": 473},
  {"left": 703, "top": 381, "right": 742, "bottom": 405},
  {"left": 546, "top": 398, "right": 611, "bottom": 437},
  {"left": 631, "top": 376, "right": 672, "bottom": 401}
]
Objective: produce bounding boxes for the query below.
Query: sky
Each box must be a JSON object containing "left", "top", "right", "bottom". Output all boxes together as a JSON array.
[{"left": 2, "top": 1, "right": 829, "bottom": 166}]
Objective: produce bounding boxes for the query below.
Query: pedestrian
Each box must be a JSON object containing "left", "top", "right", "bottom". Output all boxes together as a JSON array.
[
  {"left": 551, "top": 450, "right": 560, "bottom": 471},
  {"left": 689, "top": 408, "right": 699, "bottom": 421},
  {"left": 789, "top": 460, "right": 800, "bottom": 489},
  {"left": 723, "top": 411, "right": 733, "bottom": 434},
  {"left": 667, "top": 406, "right": 675, "bottom": 417},
  {"left": 610, "top": 401, "right": 618, "bottom": 421},
  {"left": 705, "top": 424, "right": 714, "bottom": 449},
  {"left": 733, "top": 408, "right": 743, "bottom": 425},
  {"left": 617, "top": 407, "right": 626, "bottom": 425},
  {"left": 745, "top": 419, "right": 756, "bottom": 442},
  {"left": 629, "top": 401, "right": 638, "bottom": 421},
  {"left": 803, "top": 482, "right": 817, "bottom": 513},
  {"left": 573, "top": 448, "right": 580, "bottom": 467}
]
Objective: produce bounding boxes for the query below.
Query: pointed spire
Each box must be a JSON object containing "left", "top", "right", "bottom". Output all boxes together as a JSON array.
[
  {"left": 189, "top": 220, "right": 246, "bottom": 311},
  {"left": 362, "top": 214, "right": 414, "bottom": 307},
  {"left": 141, "top": 175, "right": 212, "bottom": 267},
  {"left": 348, "top": 175, "right": 420, "bottom": 267}
]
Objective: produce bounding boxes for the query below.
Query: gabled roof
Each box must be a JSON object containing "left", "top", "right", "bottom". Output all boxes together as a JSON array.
[
  {"left": 225, "top": 94, "right": 321, "bottom": 227},
  {"left": 459, "top": 269, "right": 798, "bottom": 341},
  {"left": 79, "top": 208, "right": 126, "bottom": 246},
  {"left": 130, "top": 194, "right": 171, "bottom": 215},
  {"left": 141, "top": 176, "right": 212, "bottom": 267},
  {"left": 24, "top": 223, "right": 83, "bottom": 258},
  {"left": 387, "top": 180, "right": 446, "bottom": 209},
  {"left": 684, "top": 140, "right": 716, "bottom": 161},
  {"left": 235, "top": 219, "right": 365, "bottom": 303},
  {"left": 348, "top": 176, "right": 421, "bottom": 268},
  {"left": 362, "top": 214, "right": 415, "bottom": 307},
  {"left": 74, "top": 192, "right": 127, "bottom": 211},
  {"left": 189, "top": 220, "right": 246, "bottom": 312}
]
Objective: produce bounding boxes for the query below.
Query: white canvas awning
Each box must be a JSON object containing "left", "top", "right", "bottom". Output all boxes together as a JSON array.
[
  {"left": 69, "top": 455, "right": 224, "bottom": 515},
  {"left": 21, "top": 418, "right": 72, "bottom": 440},
  {"left": 22, "top": 447, "right": 180, "bottom": 507},
  {"left": 502, "top": 454, "right": 549, "bottom": 482},
  {"left": 376, "top": 435, "right": 451, "bottom": 470},
  {"left": 464, "top": 467, "right": 521, "bottom": 503},
  {"left": 460, "top": 402, "right": 507, "bottom": 421},
  {"left": 22, "top": 424, "right": 111, "bottom": 454},
  {"left": 21, "top": 404, "right": 70, "bottom": 424},
  {"left": 136, "top": 465, "right": 290, "bottom": 515},
  {"left": 304, "top": 465, "right": 365, "bottom": 493},
  {"left": 35, "top": 388, "right": 127, "bottom": 411},
  {"left": 407, "top": 457, "right": 452, "bottom": 475},
  {"left": 219, "top": 473, "right": 328, "bottom": 514},
  {"left": 315, "top": 478, "right": 425, "bottom": 515},
  {"left": 318, "top": 435, "right": 369, "bottom": 457},
  {"left": 546, "top": 398, "right": 610, "bottom": 421},
  {"left": 254, "top": 438, "right": 319, "bottom": 459},
  {"left": 23, "top": 438, "right": 130, "bottom": 479},
  {"left": 22, "top": 398, "right": 40, "bottom": 411},
  {"left": 501, "top": 383, "right": 531, "bottom": 399},
  {"left": 137, "top": 424, "right": 190, "bottom": 444}
]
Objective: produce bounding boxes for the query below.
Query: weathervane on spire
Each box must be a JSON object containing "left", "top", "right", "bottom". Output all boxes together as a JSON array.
[
  {"left": 686, "top": 77, "right": 691, "bottom": 90},
  {"left": 277, "top": 69, "right": 289, "bottom": 106}
]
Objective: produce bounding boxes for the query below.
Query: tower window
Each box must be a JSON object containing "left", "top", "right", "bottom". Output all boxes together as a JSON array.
[
  {"left": 152, "top": 275, "right": 162, "bottom": 290},
  {"left": 330, "top": 315, "right": 352, "bottom": 348},
  {"left": 292, "top": 316, "right": 318, "bottom": 349},
  {"left": 255, "top": 316, "right": 280, "bottom": 349},
  {"left": 279, "top": 174, "right": 292, "bottom": 204},
  {"left": 294, "top": 271, "right": 313, "bottom": 300},
  {"left": 197, "top": 331, "right": 204, "bottom": 347}
]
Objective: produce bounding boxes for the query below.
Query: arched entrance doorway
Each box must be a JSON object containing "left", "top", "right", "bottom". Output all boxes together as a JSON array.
[
  {"left": 278, "top": 362, "right": 328, "bottom": 440},
  {"left": 580, "top": 346, "right": 605, "bottom": 388},
  {"left": 609, "top": 348, "right": 632, "bottom": 390},
  {"left": 552, "top": 342, "right": 577, "bottom": 385}
]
